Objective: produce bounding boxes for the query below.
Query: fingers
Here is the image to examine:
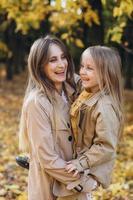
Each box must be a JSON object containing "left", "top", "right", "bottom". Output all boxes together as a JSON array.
[
  {"left": 66, "top": 161, "right": 72, "bottom": 164},
  {"left": 72, "top": 169, "right": 79, "bottom": 177},
  {"left": 68, "top": 166, "right": 77, "bottom": 173},
  {"left": 65, "top": 164, "right": 71, "bottom": 171},
  {"left": 65, "top": 164, "right": 76, "bottom": 172},
  {"left": 65, "top": 164, "right": 80, "bottom": 177}
]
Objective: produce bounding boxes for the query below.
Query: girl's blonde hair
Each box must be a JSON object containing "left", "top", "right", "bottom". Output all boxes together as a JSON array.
[
  {"left": 82, "top": 46, "right": 124, "bottom": 131},
  {"left": 19, "top": 35, "right": 76, "bottom": 152}
]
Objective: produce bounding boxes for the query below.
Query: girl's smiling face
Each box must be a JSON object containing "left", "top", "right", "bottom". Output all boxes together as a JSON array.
[
  {"left": 44, "top": 44, "right": 68, "bottom": 92},
  {"left": 80, "top": 50, "right": 99, "bottom": 93}
]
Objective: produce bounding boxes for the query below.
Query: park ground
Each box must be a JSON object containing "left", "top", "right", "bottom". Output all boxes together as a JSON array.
[{"left": 0, "top": 70, "right": 133, "bottom": 200}]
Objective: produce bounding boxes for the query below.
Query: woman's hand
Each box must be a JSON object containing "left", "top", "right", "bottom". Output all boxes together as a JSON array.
[{"left": 65, "top": 161, "right": 80, "bottom": 177}]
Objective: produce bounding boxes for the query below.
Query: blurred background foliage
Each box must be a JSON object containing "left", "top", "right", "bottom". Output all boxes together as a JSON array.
[
  {"left": 0, "top": 1, "right": 133, "bottom": 200},
  {"left": 0, "top": 0, "right": 133, "bottom": 88}
]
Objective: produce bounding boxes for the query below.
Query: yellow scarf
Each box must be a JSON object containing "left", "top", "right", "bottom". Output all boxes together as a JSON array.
[{"left": 70, "top": 90, "right": 92, "bottom": 149}]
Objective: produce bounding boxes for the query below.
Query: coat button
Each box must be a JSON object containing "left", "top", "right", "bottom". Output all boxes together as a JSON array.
[
  {"left": 68, "top": 135, "right": 72, "bottom": 141},
  {"left": 67, "top": 122, "right": 70, "bottom": 128}
]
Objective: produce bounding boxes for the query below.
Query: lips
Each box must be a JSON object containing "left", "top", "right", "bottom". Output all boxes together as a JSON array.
[
  {"left": 55, "top": 70, "right": 66, "bottom": 76},
  {"left": 55, "top": 71, "right": 64, "bottom": 74},
  {"left": 81, "top": 77, "right": 89, "bottom": 82},
  {"left": 80, "top": 75, "right": 89, "bottom": 80}
]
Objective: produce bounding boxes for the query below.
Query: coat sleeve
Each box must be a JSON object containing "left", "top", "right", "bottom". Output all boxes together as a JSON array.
[
  {"left": 26, "top": 99, "right": 79, "bottom": 185},
  {"left": 71, "top": 104, "right": 120, "bottom": 172}
]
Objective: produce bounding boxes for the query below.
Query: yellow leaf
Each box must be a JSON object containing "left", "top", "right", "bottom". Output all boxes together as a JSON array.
[
  {"left": 125, "top": 162, "right": 133, "bottom": 177},
  {"left": 0, "top": 165, "right": 5, "bottom": 172},
  {"left": 111, "top": 33, "right": 122, "bottom": 43},
  {"left": 101, "top": 0, "right": 107, "bottom": 6},
  {"left": 61, "top": 33, "right": 69, "bottom": 40},
  {"left": 113, "top": 7, "right": 122, "bottom": 17},
  {"left": 74, "top": 39, "right": 84, "bottom": 48},
  {"left": 120, "top": 21, "right": 126, "bottom": 28},
  {"left": 17, "top": 192, "right": 27, "bottom": 200}
]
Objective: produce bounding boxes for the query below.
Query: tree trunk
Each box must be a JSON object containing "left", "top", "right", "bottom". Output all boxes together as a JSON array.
[
  {"left": 122, "top": 19, "right": 133, "bottom": 89},
  {"left": 4, "top": 22, "right": 15, "bottom": 80},
  {"left": 83, "top": 0, "right": 104, "bottom": 47},
  {"left": 125, "top": 52, "right": 133, "bottom": 89},
  {"left": 6, "top": 57, "right": 13, "bottom": 80}
]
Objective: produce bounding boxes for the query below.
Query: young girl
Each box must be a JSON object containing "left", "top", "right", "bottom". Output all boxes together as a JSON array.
[{"left": 65, "top": 46, "right": 124, "bottom": 195}]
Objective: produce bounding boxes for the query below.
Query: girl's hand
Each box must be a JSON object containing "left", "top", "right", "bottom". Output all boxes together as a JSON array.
[{"left": 65, "top": 161, "right": 79, "bottom": 177}]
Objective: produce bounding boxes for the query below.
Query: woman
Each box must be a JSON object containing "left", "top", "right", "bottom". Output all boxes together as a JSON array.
[{"left": 18, "top": 35, "right": 97, "bottom": 200}]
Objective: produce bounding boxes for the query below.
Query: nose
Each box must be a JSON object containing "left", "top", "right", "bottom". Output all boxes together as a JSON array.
[
  {"left": 80, "top": 66, "right": 86, "bottom": 75},
  {"left": 57, "top": 59, "right": 65, "bottom": 68}
]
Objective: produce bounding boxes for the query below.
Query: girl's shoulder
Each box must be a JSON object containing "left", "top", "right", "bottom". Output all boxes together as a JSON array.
[
  {"left": 95, "top": 95, "right": 118, "bottom": 119},
  {"left": 85, "top": 93, "right": 115, "bottom": 114},
  {"left": 98, "top": 94, "right": 112, "bottom": 106},
  {"left": 84, "top": 91, "right": 111, "bottom": 108}
]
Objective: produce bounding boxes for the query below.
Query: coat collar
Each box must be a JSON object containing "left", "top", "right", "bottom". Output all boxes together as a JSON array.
[
  {"left": 84, "top": 88, "right": 108, "bottom": 107},
  {"left": 64, "top": 82, "right": 76, "bottom": 104},
  {"left": 65, "top": 82, "right": 76, "bottom": 97}
]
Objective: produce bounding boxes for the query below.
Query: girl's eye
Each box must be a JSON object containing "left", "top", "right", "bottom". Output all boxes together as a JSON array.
[
  {"left": 80, "top": 64, "right": 93, "bottom": 71},
  {"left": 61, "top": 55, "right": 66, "bottom": 59},
  {"left": 86, "top": 66, "right": 93, "bottom": 71}
]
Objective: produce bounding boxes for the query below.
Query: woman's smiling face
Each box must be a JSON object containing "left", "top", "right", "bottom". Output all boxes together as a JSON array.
[{"left": 44, "top": 43, "right": 68, "bottom": 92}]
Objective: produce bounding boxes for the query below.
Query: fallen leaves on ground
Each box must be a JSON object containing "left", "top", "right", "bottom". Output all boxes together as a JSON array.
[{"left": 0, "top": 72, "right": 133, "bottom": 199}]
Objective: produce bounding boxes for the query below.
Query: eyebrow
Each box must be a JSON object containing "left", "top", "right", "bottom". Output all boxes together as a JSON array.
[
  {"left": 80, "top": 63, "right": 94, "bottom": 69},
  {"left": 49, "top": 53, "right": 65, "bottom": 58},
  {"left": 49, "top": 56, "right": 57, "bottom": 59}
]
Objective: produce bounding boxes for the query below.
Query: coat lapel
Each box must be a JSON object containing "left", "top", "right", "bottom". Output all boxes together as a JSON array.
[
  {"left": 84, "top": 89, "right": 107, "bottom": 108},
  {"left": 53, "top": 91, "right": 70, "bottom": 130}
]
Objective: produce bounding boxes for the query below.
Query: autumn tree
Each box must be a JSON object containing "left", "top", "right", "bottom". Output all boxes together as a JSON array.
[
  {"left": 0, "top": 0, "right": 132, "bottom": 85},
  {"left": 0, "top": 0, "right": 51, "bottom": 79}
]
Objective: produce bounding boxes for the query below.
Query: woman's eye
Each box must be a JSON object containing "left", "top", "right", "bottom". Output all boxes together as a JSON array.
[{"left": 49, "top": 58, "right": 56, "bottom": 62}]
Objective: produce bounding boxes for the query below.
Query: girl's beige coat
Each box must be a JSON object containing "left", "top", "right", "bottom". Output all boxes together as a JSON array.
[{"left": 70, "top": 90, "right": 121, "bottom": 189}]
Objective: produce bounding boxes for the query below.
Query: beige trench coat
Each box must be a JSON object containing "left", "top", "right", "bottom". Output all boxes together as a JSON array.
[
  {"left": 24, "top": 83, "right": 91, "bottom": 200},
  {"left": 69, "top": 90, "right": 121, "bottom": 189}
]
